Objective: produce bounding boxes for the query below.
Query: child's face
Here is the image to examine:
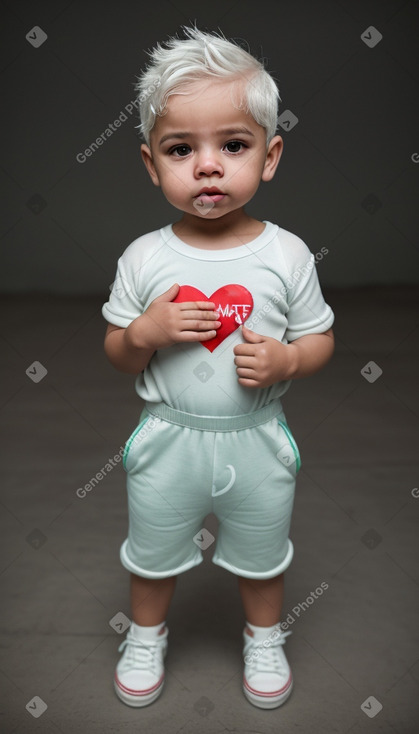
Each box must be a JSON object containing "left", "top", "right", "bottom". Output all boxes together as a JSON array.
[{"left": 141, "top": 77, "right": 283, "bottom": 222}]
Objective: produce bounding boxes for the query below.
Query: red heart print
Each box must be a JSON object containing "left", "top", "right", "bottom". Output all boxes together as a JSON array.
[{"left": 172, "top": 284, "right": 254, "bottom": 352}]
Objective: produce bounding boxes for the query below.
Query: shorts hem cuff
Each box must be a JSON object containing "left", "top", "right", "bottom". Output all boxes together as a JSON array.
[
  {"left": 211, "top": 539, "right": 294, "bottom": 579},
  {"left": 120, "top": 540, "right": 203, "bottom": 578}
]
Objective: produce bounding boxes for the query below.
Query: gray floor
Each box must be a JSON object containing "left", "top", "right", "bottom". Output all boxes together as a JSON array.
[{"left": 1, "top": 286, "right": 418, "bottom": 734}]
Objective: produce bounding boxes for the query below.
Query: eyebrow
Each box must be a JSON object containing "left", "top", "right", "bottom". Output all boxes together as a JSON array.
[{"left": 158, "top": 127, "right": 255, "bottom": 147}]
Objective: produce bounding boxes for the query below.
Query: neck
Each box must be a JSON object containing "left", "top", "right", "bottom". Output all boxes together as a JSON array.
[{"left": 175, "top": 209, "right": 258, "bottom": 240}]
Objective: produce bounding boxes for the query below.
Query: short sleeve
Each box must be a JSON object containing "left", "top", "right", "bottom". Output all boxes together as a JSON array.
[
  {"left": 102, "top": 250, "right": 144, "bottom": 328},
  {"left": 282, "top": 244, "right": 334, "bottom": 342}
]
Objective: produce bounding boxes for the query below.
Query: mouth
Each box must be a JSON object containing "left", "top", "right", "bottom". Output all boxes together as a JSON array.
[{"left": 194, "top": 187, "right": 226, "bottom": 203}]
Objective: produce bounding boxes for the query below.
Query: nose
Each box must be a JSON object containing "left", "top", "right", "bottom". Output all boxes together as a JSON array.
[{"left": 194, "top": 147, "right": 223, "bottom": 178}]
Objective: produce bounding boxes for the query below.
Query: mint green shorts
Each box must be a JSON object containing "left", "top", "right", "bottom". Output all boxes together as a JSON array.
[{"left": 120, "top": 398, "right": 301, "bottom": 580}]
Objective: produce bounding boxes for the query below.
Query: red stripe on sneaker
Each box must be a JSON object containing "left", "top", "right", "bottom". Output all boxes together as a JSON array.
[
  {"left": 243, "top": 672, "right": 292, "bottom": 697},
  {"left": 114, "top": 671, "right": 164, "bottom": 696}
]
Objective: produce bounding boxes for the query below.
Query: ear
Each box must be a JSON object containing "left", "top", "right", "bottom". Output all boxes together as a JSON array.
[
  {"left": 261, "top": 135, "right": 283, "bottom": 182},
  {"left": 140, "top": 143, "right": 161, "bottom": 187}
]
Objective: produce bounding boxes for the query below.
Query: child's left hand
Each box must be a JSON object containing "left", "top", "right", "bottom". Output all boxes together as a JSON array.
[{"left": 233, "top": 324, "right": 294, "bottom": 388}]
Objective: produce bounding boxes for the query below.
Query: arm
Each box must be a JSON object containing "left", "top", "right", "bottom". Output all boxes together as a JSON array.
[
  {"left": 283, "top": 328, "right": 335, "bottom": 379},
  {"left": 104, "top": 322, "right": 156, "bottom": 374},
  {"left": 233, "top": 326, "right": 334, "bottom": 388}
]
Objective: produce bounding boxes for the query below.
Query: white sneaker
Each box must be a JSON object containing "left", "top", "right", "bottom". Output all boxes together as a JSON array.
[
  {"left": 114, "top": 623, "right": 168, "bottom": 707},
  {"left": 243, "top": 626, "right": 293, "bottom": 709}
]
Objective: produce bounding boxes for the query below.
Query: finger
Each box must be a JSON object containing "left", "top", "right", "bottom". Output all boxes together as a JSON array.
[
  {"left": 200, "top": 330, "right": 219, "bottom": 341},
  {"left": 241, "top": 325, "right": 266, "bottom": 343},
  {"left": 180, "top": 319, "right": 221, "bottom": 333},
  {"left": 180, "top": 330, "right": 218, "bottom": 342},
  {"left": 237, "top": 377, "right": 259, "bottom": 388},
  {"left": 235, "top": 367, "right": 256, "bottom": 378},
  {"left": 180, "top": 309, "right": 220, "bottom": 321},
  {"left": 153, "top": 283, "right": 180, "bottom": 302},
  {"left": 234, "top": 355, "right": 255, "bottom": 368},
  {"left": 178, "top": 301, "right": 217, "bottom": 311},
  {"left": 233, "top": 343, "right": 257, "bottom": 356}
]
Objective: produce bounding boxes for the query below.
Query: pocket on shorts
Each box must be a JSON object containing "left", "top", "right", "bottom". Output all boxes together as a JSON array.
[
  {"left": 275, "top": 418, "right": 302, "bottom": 474},
  {"left": 123, "top": 411, "right": 154, "bottom": 473}
]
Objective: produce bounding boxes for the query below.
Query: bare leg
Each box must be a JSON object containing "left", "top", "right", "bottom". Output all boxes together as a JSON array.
[
  {"left": 238, "top": 573, "right": 284, "bottom": 636},
  {"left": 130, "top": 573, "right": 177, "bottom": 633}
]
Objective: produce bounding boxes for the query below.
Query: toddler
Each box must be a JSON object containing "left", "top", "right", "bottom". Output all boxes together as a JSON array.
[{"left": 102, "top": 25, "right": 334, "bottom": 710}]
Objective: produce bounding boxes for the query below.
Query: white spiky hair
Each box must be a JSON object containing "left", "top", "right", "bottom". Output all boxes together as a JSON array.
[{"left": 134, "top": 25, "right": 281, "bottom": 147}]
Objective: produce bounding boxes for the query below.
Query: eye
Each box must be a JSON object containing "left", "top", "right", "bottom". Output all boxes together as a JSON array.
[
  {"left": 169, "top": 145, "right": 191, "bottom": 157},
  {"left": 224, "top": 140, "right": 247, "bottom": 154}
]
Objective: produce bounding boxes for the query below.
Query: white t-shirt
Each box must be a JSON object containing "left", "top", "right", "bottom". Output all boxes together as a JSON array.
[{"left": 102, "top": 220, "right": 334, "bottom": 416}]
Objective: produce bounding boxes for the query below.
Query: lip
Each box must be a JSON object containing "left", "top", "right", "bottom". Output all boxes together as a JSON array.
[
  {"left": 194, "top": 187, "right": 225, "bottom": 197},
  {"left": 194, "top": 187, "right": 226, "bottom": 204}
]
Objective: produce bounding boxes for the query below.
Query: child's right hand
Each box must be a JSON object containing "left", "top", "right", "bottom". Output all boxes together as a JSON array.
[{"left": 126, "top": 283, "right": 221, "bottom": 350}]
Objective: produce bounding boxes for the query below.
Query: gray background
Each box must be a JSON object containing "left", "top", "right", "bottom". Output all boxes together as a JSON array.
[
  {"left": 1, "top": 0, "right": 418, "bottom": 293},
  {"left": 1, "top": 2, "right": 419, "bottom": 734}
]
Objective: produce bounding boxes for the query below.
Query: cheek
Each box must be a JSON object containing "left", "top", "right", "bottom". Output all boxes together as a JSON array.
[
  {"left": 159, "top": 176, "right": 182, "bottom": 199},
  {"left": 168, "top": 187, "right": 189, "bottom": 205},
  {"left": 235, "top": 172, "right": 262, "bottom": 197},
  {"left": 164, "top": 169, "right": 189, "bottom": 193},
  {"left": 159, "top": 176, "right": 191, "bottom": 208}
]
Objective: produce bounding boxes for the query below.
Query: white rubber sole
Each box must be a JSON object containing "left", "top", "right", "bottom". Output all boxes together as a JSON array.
[
  {"left": 114, "top": 672, "right": 165, "bottom": 707},
  {"left": 114, "top": 646, "right": 167, "bottom": 707},
  {"left": 243, "top": 675, "right": 293, "bottom": 709}
]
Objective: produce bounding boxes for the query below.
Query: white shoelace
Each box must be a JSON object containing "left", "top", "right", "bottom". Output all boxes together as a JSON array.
[
  {"left": 118, "top": 635, "right": 163, "bottom": 673},
  {"left": 244, "top": 631, "right": 292, "bottom": 675}
]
